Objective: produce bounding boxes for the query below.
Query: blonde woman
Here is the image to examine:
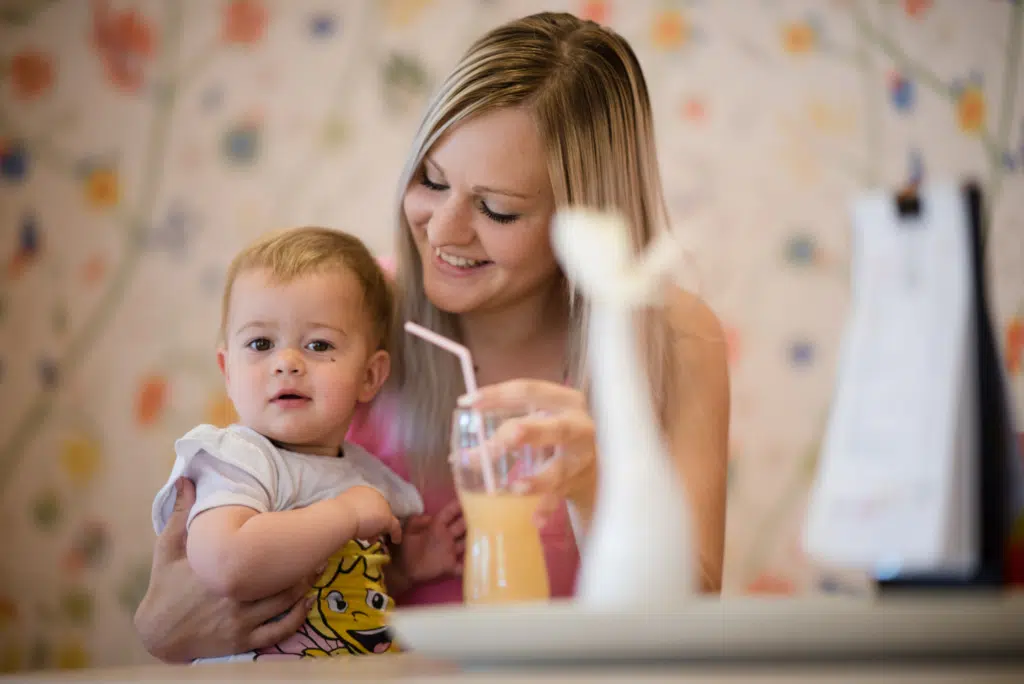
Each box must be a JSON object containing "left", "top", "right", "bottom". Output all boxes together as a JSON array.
[{"left": 135, "top": 12, "right": 728, "bottom": 662}]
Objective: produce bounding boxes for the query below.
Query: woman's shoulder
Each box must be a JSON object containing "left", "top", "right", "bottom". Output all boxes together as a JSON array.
[
  {"left": 665, "top": 287, "right": 726, "bottom": 344},
  {"left": 663, "top": 287, "right": 730, "bottom": 407}
]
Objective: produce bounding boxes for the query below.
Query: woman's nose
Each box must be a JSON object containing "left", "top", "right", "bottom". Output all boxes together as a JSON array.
[
  {"left": 274, "top": 348, "right": 305, "bottom": 375},
  {"left": 426, "top": 195, "right": 475, "bottom": 246}
]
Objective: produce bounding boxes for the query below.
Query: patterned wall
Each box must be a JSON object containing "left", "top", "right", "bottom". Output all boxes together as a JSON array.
[{"left": 0, "top": 0, "right": 1021, "bottom": 672}]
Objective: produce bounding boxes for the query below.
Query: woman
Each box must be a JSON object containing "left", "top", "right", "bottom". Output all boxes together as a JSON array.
[{"left": 134, "top": 12, "right": 729, "bottom": 662}]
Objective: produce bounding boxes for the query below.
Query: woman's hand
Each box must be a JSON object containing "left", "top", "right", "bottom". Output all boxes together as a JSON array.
[
  {"left": 459, "top": 380, "right": 599, "bottom": 527},
  {"left": 134, "top": 478, "right": 317, "bottom": 662}
]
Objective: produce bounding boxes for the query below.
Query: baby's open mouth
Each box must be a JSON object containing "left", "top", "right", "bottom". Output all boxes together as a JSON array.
[{"left": 272, "top": 392, "right": 310, "bottom": 401}]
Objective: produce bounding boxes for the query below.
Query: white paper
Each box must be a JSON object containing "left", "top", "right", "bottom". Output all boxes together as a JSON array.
[{"left": 803, "top": 181, "right": 978, "bottom": 577}]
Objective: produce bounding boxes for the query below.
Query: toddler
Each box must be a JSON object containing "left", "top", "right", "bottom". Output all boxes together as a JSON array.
[{"left": 152, "top": 226, "right": 422, "bottom": 661}]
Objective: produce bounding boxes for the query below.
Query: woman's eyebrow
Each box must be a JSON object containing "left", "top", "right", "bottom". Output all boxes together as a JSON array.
[
  {"left": 472, "top": 183, "right": 531, "bottom": 199},
  {"left": 425, "top": 156, "right": 533, "bottom": 199}
]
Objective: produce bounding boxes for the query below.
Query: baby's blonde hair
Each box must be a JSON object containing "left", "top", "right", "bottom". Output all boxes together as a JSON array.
[{"left": 220, "top": 226, "right": 393, "bottom": 351}]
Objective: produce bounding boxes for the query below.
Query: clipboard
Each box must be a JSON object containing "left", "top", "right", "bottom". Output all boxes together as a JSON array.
[
  {"left": 878, "top": 183, "right": 1021, "bottom": 589},
  {"left": 802, "top": 180, "right": 1023, "bottom": 588}
]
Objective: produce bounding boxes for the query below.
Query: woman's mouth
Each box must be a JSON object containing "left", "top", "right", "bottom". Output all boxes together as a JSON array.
[{"left": 433, "top": 247, "right": 492, "bottom": 271}]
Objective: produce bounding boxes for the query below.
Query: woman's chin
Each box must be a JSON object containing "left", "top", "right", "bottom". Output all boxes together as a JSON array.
[
  {"left": 424, "top": 290, "right": 481, "bottom": 315},
  {"left": 423, "top": 277, "right": 492, "bottom": 315}
]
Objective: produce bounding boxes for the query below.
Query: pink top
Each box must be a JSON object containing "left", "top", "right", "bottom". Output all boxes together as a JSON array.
[
  {"left": 346, "top": 395, "right": 580, "bottom": 606},
  {"left": 352, "top": 255, "right": 579, "bottom": 605}
]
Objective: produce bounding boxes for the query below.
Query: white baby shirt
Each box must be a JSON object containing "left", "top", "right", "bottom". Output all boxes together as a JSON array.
[{"left": 152, "top": 424, "right": 424, "bottom": 534}]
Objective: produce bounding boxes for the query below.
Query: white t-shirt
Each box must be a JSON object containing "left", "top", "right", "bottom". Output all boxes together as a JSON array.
[{"left": 152, "top": 424, "right": 424, "bottom": 534}]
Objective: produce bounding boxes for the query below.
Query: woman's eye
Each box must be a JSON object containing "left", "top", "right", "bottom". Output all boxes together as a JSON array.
[
  {"left": 306, "top": 340, "right": 333, "bottom": 353},
  {"left": 419, "top": 173, "right": 448, "bottom": 192},
  {"left": 246, "top": 338, "right": 272, "bottom": 352},
  {"left": 481, "top": 201, "right": 519, "bottom": 224}
]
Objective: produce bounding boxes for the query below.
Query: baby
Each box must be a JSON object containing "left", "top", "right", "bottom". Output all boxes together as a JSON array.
[{"left": 152, "top": 226, "right": 423, "bottom": 662}]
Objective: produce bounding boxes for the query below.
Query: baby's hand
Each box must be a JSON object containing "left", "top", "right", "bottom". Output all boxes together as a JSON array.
[
  {"left": 395, "top": 499, "right": 465, "bottom": 584},
  {"left": 335, "top": 486, "right": 401, "bottom": 544}
]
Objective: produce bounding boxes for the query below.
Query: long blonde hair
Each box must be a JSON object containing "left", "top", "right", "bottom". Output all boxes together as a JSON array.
[{"left": 391, "top": 12, "right": 679, "bottom": 487}]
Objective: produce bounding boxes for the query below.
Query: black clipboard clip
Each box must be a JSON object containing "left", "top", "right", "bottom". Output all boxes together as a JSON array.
[{"left": 896, "top": 181, "right": 922, "bottom": 219}]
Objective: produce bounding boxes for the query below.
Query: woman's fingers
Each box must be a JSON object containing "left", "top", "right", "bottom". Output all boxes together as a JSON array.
[
  {"left": 154, "top": 478, "right": 195, "bottom": 565},
  {"left": 245, "top": 581, "right": 312, "bottom": 627},
  {"left": 532, "top": 493, "right": 562, "bottom": 528},
  {"left": 459, "top": 380, "right": 586, "bottom": 413},
  {"left": 454, "top": 409, "right": 597, "bottom": 499},
  {"left": 245, "top": 591, "right": 313, "bottom": 652},
  {"left": 490, "top": 411, "right": 594, "bottom": 452},
  {"left": 523, "top": 449, "right": 574, "bottom": 497}
]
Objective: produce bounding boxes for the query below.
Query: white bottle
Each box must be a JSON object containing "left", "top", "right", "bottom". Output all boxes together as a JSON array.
[{"left": 551, "top": 209, "right": 697, "bottom": 609}]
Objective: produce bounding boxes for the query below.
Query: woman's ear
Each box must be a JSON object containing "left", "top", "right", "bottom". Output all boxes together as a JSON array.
[{"left": 357, "top": 349, "right": 391, "bottom": 403}]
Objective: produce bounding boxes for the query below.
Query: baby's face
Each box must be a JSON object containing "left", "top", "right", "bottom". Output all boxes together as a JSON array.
[{"left": 218, "top": 267, "right": 387, "bottom": 455}]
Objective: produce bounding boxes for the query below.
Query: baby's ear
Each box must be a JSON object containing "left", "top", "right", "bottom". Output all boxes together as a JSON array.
[
  {"left": 357, "top": 349, "right": 391, "bottom": 403},
  {"left": 216, "top": 347, "right": 228, "bottom": 379}
]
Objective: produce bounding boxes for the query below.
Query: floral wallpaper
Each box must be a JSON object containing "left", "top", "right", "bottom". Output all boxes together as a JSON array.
[{"left": 0, "top": 0, "right": 1022, "bottom": 673}]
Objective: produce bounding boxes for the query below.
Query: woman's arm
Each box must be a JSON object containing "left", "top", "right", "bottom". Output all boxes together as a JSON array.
[
  {"left": 664, "top": 290, "right": 730, "bottom": 593},
  {"left": 134, "top": 479, "right": 317, "bottom": 662},
  {"left": 459, "top": 292, "right": 730, "bottom": 595}
]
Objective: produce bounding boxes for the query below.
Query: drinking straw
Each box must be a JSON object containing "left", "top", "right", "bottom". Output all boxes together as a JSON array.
[{"left": 404, "top": 322, "right": 497, "bottom": 494}]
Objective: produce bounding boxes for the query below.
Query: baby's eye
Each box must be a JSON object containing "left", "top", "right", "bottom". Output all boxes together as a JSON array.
[
  {"left": 246, "top": 338, "right": 272, "bottom": 352},
  {"left": 306, "top": 340, "right": 334, "bottom": 353},
  {"left": 326, "top": 590, "right": 347, "bottom": 613},
  {"left": 365, "top": 589, "right": 388, "bottom": 612}
]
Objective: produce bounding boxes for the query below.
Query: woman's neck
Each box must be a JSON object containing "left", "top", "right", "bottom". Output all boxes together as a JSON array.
[{"left": 458, "top": 279, "right": 571, "bottom": 386}]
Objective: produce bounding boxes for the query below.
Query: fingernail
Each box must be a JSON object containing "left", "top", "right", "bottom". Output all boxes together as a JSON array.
[
  {"left": 174, "top": 478, "right": 184, "bottom": 495},
  {"left": 305, "top": 596, "right": 315, "bottom": 610},
  {"left": 316, "top": 564, "right": 326, "bottom": 575},
  {"left": 457, "top": 393, "right": 477, "bottom": 407}
]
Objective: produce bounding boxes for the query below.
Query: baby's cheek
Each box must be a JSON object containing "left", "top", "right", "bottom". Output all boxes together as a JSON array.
[
  {"left": 228, "top": 371, "right": 263, "bottom": 415},
  {"left": 319, "top": 371, "right": 364, "bottom": 411}
]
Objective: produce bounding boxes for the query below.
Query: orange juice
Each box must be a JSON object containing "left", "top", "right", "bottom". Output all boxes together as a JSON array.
[{"left": 458, "top": 490, "right": 551, "bottom": 604}]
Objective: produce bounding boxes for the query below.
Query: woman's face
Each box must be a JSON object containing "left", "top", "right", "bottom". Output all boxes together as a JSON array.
[{"left": 402, "top": 107, "right": 560, "bottom": 316}]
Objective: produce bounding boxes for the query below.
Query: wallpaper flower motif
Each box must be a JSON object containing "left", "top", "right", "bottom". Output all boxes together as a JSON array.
[{"left": 0, "top": 0, "right": 1021, "bottom": 672}]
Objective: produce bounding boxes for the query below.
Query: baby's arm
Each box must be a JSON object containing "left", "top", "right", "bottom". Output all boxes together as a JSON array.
[
  {"left": 162, "top": 430, "right": 400, "bottom": 602},
  {"left": 186, "top": 493, "right": 362, "bottom": 602}
]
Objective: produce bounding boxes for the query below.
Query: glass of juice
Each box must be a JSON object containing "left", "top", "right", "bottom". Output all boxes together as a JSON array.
[{"left": 451, "top": 406, "right": 552, "bottom": 605}]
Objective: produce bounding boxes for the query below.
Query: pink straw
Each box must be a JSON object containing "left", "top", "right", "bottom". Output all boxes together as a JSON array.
[
  {"left": 404, "top": 322, "right": 479, "bottom": 394},
  {"left": 404, "top": 322, "right": 496, "bottom": 493}
]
